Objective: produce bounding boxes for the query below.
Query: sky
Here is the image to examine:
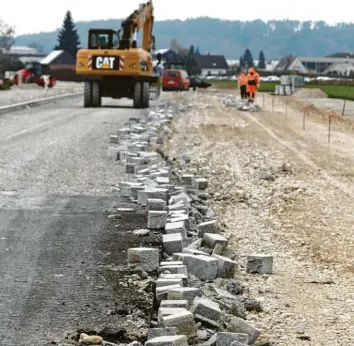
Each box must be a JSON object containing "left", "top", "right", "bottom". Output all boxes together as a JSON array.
[{"left": 1, "top": 0, "right": 354, "bottom": 35}]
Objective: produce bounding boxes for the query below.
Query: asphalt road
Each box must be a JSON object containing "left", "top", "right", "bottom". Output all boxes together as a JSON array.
[{"left": 0, "top": 96, "right": 158, "bottom": 345}]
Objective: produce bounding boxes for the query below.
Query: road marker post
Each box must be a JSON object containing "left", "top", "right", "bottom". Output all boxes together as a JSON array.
[
  {"left": 302, "top": 105, "right": 307, "bottom": 130},
  {"left": 285, "top": 97, "right": 288, "bottom": 119},
  {"left": 328, "top": 110, "right": 334, "bottom": 144},
  {"left": 272, "top": 95, "right": 275, "bottom": 113}
]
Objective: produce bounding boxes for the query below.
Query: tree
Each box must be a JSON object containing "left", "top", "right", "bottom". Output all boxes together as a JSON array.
[
  {"left": 195, "top": 47, "right": 201, "bottom": 55},
  {"left": 258, "top": 50, "right": 266, "bottom": 69},
  {"left": 184, "top": 45, "right": 200, "bottom": 75},
  {"left": 0, "top": 19, "right": 15, "bottom": 50},
  {"left": 0, "top": 19, "right": 22, "bottom": 77},
  {"left": 54, "top": 11, "right": 81, "bottom": 57},
  {"left": 242, "top": 48, "right": 254, "bottom": 68}
]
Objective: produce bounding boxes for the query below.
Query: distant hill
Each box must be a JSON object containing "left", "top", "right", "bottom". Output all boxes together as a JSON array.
[{"left": 14, "top": 18, "right": 354, "bottom": 59}]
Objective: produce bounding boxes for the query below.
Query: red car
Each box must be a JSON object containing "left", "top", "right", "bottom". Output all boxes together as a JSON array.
[{"left": 162, "top": 69, "right": 190, "bottom": 91}]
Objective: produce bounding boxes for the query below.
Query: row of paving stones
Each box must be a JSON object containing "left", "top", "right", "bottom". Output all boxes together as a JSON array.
[{"left": 103, "top": 101, "right": 273, "bottom": 346}]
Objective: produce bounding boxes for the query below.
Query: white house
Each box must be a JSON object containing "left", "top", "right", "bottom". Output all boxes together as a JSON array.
[{"left": 195, "top": 55, "right": 229, "bottom": 76}]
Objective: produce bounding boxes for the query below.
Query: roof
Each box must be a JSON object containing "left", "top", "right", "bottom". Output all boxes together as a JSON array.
[
  {"left": 1, "top": 45, "right": 38, "bottom": 55},
  {"left": 275, "top": 55, "right": 297, "bottom": 70},
  {"left": 298, "top": 56, "right": 354, "bottom": 63},
  {"left": 41, "top": 50, "right": 64, "bottom": 65},
  {"left": 18, "top": 56, "right": 44, "bottom": 64},
  {"left": 155, "top": 49, "right": 170, "bottom": 55},
  {"left": 195, "top": 55, "right": 228, "bottom": 69}
]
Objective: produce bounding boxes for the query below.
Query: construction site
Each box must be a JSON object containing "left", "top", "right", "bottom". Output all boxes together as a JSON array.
[{"left": 1, "top": 2, "right": 354, "bottom": 346}]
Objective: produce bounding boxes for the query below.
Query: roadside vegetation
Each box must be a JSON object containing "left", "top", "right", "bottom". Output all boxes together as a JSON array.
[{"left": 211, "top": 80, "right": 354, "bottom": 100}]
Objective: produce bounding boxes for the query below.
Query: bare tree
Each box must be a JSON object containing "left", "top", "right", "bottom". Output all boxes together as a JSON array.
[
  {"left": 0, "top": 19, "right": 15, "bottom": 50},
  {"left": 0, "top": 19, "right": 23, "bottom": 77}
]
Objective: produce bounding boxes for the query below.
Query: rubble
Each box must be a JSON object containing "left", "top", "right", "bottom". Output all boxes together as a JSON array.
[{"left": 104, "top": 100, "right": 267, "bottom": 346}]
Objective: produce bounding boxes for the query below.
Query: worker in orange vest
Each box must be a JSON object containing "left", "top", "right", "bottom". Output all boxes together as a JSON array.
[
  {"left": 246, "top": 67, "right": 260, "bottom": 103},
  {"left": 238, "top": 72, "right": 248, "bottom": 99}
]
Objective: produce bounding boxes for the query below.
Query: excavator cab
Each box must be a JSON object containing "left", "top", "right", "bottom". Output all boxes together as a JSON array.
[{"left": 88, "top": 29, "right": 119, "bottom": 49}]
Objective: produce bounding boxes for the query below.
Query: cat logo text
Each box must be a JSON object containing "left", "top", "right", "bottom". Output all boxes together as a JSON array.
[{"left": 93, "top": 56, "right": 118, "bottom": 70}]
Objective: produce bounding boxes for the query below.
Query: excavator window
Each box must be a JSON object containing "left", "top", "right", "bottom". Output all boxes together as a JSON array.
[{"left": 88, "top": 30, "right": 118, "bottom": 49}]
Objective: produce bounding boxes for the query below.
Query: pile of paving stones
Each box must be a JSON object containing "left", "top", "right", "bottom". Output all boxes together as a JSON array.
[
  {"left": 105, "top": 101, "right": 273, "bottom": 346},
  {"left": 222, "top": 95, "right": 261, "bottom": 112}
]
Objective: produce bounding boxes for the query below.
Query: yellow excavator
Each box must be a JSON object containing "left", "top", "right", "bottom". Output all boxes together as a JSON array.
[{"left": 75, "top": 1, "right": 161, "bottom": 108}]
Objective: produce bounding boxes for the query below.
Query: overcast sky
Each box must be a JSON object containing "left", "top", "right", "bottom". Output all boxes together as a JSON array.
[{"left": 1, "top": 0, "right": 353, "bottom": 35}]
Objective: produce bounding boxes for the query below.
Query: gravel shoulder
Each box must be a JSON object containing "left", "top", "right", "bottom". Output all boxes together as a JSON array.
[
  {"left": 0, "top": 96, "right": 160, "bottom": 345},
  {"left": 0, "top": 81, "right": 83, "bottom": 107},
  {"left": 161, "top": 91, "right": 354, "bottom": 345}
]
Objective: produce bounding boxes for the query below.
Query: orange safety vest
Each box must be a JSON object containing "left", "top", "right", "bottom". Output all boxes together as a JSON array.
[{"left": 238, "top": 74, "right": 247, "bottom": 86}]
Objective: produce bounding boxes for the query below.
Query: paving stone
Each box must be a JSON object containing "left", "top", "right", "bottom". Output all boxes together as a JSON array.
[
  {"left": 182, "top": 248, "right": 210, "bottom": 256},
  {"left": 196, "top": 221, "right": 220, "bottom": 237},
  {"left": 167, "top": 287, "right": 202, "bottom": 306},
  {"left": 165, "top": 221, "right": 188, "bottom": 239},
  {"left": 156, "top": 285, "right": 182, "bottom": 303},
  {"left": 147, "top": 328, "right": 178, "bottom": 340},
  {"left": 118, "top": 150, "right": 126, "bottom": 161},
  {"left": 148, "top": 198, "right": 167, "bottom": 211},
  {"left": 126, "top": 163, "right": 137, "bottom": 174},
  {"left": 131, "top": 157, "right": 147, "bottom": 165},
  {"left": 157, "top": 177, "right": 170, "bottom": 184},
  {"left": 230, "top": 342, "right": 248, "bottom": 346},
  {"left": 181, "top": 174, "right": 194, "bottom": 187},
  {"left": 135, "top": 164, "right": 152, "bottom": 174},
  {"left": 160, "top": 300, "right": 189, "bottom": 309},
  {"left": 168, "top": 215, "right": 190, "bottom": 230},
  {"left": 169, "top": 192, "right": 191, "bottom": 206},
  {"left": 147, "top": 188, "right": 169, "bottom": 202},
  {"left": 163, "top": 233, "right": 183, "bottom": 256},
  {"left": 156, "top": 278, "right": 183, "bottom": 288},
  {"left": 161, "top": 310, "right": 198, "bottom": 343},
  {"left": 160, "top": 261, "right": 183, "bottom": 266},
  {"left": 172, "top": 253, "right": 194, "bottom": 263},
  {"left": 158, "top": 307, "right": 188, "bottom": 324},
  {"left": 193, "top": 177, "right": 208, "bottom": 190},
  {"left": 186, "top": 255, "right": 219, "bottom": 281},
  {"left": 145, "top": 335, "right": 188, "bottom": 346},
  {"left": 246, "top": 255, "right": 273, "bottom": 274},
  {"left": 216, "top": 332, "right": 249, "bottom": 346},
  {"left": 158, "top": 265, "right": 188, "bottom": 276},
  {"left": 159, "top": 273, "right": 188, "bottom": 286},
  {"left": 203, "top": 233, "right": 228, "bottom": 249},
  {"left": 130, "top": 185, "right": 145, "bottom": 201},
  {"left": 212, "top": 254, "right": 238, "bottom": 278},
  {"left": 148, "top": 211, "right": 168, "bottom": 229},
  {"left": 107, "top": 145, "right": 120, "bottom": 160},
  {"left": 109, "top": 134, "right": 119, "bottom": 143},
  {"left": 138, "top": 189, "right": 151, "bottom": 206},
  {"left": 127, "top": 247, "right": 159, "bottom": 271},
  {"left": 190, "top": 297, "right": 222, "bottom": 328},
  {"left": 226, "top": 317, "right": 261, "bottom": 344}
]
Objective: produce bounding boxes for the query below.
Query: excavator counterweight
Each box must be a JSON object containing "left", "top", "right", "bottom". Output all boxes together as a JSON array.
[{"left": 75, "top": 1, "right": 161, "bottom": 109}]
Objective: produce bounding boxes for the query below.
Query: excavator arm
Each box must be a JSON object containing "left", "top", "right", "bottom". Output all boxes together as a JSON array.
[{"left": 118, "top": 1, "right": 155, "bottom": 52}]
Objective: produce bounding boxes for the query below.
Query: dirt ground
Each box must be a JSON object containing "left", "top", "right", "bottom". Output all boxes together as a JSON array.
[{"left": 162, "top": 90, "right": 354, "bottom": 345}]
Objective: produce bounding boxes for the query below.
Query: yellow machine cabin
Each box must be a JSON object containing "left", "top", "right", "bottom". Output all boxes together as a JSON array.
[{"left": 76, "top": 1, "right": 161, "bottom": 108}]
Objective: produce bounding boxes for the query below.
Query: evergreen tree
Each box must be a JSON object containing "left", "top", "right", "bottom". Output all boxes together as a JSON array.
[
  {"left": 242, "top": 48, "right": 254, "bottom": 68},
  {"left": 185, "top": 45, "right": 200, "bottom": 75},
  {"left": 195, "top": 47, "right": 201, "bottom": 55},
  {"left": 54, "top": 11, "right": 81, "bottom": 57},
  {"left": 258, "top": 50, "right": 266, "bottom": 69},
  {"left": 239, "top": 55, "right": 244, "bottom": 67}
]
